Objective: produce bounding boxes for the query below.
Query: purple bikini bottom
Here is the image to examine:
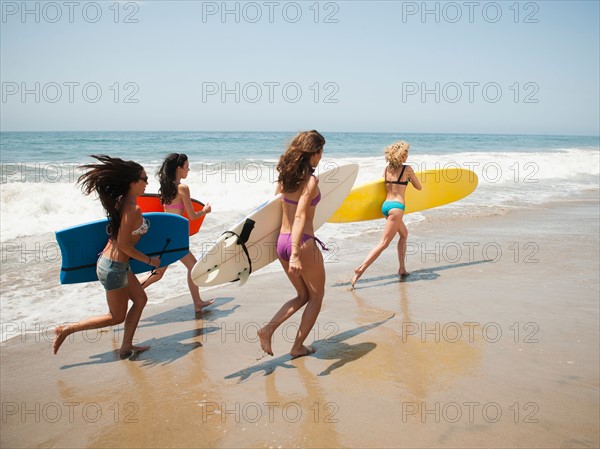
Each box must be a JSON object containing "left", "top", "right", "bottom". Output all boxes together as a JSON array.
[{"left": 276, "top": 233, "right": 328, "bottom": 262}]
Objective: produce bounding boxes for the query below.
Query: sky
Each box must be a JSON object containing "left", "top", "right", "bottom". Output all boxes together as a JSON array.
[{"left": 1, "top": 0, "right": 599, "bottom": 135}]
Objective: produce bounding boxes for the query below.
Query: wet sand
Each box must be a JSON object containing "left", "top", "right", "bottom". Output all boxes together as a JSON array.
[{"left": 1, "top": 197, "right": 599, "bottom": 448}]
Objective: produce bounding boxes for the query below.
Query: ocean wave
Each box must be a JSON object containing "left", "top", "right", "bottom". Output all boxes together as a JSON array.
[{"left": 1, "top": 149, "right": 598, "bottom": 241}]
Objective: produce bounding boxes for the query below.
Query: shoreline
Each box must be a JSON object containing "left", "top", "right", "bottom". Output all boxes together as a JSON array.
[{"left": 1, "top": 194, "right": 599, "bottom": 448}]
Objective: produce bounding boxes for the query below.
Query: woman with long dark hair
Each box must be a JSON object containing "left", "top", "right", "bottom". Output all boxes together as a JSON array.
[
  {"left": 53, "top": 155, "right": 160, "bottom": 357},
  {"left": 139, "top": 153, "right": 213, "bottom": 313},
  {"left": 257, "top": 130, "right": 327, "bottom": 358}
]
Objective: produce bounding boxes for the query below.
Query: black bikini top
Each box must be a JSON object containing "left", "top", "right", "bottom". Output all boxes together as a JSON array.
[{"left": 385, "top": 165, "right": 409, "bottom": 185}]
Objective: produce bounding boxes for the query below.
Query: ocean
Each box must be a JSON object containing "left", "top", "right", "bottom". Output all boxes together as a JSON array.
[{"left": 1, "top": 131, "right": 598, "bottom": 340}]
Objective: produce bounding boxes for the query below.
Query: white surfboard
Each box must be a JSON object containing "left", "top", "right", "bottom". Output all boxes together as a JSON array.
[{"left": 192, "top": 163, "right": 359, "bottom": 287}]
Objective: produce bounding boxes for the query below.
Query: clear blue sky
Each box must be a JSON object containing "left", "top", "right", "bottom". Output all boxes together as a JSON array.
[{"left": 1, "top": 0, "right": 599, "bottom": 135}]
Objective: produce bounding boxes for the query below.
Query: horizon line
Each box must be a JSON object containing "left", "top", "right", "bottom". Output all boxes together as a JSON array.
[{"left": 1, "top": 130, "right": 599, "bottom": 139}]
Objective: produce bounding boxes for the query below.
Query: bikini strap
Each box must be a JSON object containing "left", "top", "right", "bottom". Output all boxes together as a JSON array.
[
  {"left": 312, "top": 236, "right": 329, "bottom": 252},
  {"left": 281, "top": 196, "right": 298, "bottom": 205},
  {"left": 397, "top": 165, "right": 407, "bottom": 183}
]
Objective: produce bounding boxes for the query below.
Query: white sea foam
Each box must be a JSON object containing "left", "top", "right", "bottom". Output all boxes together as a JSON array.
[{"left": 2, "top": 149, "right": 598, "bottom": 242}]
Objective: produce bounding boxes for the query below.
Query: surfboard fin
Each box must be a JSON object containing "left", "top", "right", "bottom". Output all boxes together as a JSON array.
[
  {"left": 206, "top": 267, "right": 221, "bottom": 283},
  {"left": 238, "top": 268, "right": 250, "bottom": 286}
]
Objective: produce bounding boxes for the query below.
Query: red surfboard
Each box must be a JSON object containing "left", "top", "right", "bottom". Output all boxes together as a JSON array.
[{"left": 137, "top": 194, "right": 206, "bottom": 236}]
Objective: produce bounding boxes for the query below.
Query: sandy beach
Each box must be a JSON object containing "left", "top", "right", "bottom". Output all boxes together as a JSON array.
[{"left": 1, "top": 196, "right": 598, "bottom": 448}]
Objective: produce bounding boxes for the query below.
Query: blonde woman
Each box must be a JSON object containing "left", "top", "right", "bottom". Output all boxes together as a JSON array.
[{"left": 351, "top": 141, "right": 422, "bottom": 288}]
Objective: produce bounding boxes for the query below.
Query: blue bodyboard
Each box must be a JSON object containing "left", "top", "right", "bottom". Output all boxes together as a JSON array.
[{"left": 56, "top": 213, "right": 189, "bottom": 284}]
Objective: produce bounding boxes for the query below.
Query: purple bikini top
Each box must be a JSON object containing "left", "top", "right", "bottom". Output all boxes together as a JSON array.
[{"left": 281, "top": 191, "right": 321, "bottom": 207}]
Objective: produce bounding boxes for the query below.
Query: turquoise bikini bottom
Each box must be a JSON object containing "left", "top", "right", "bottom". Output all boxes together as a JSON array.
[{"left": 381, "top": 200, "right": 405, "bottom": 218}]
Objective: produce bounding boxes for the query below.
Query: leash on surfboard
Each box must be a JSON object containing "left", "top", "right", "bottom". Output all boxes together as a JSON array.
[
  {"left": 222, "top": 218, "right": 255, "bottom": 283},
  {"left": 141, "top": 237, "right": 171, "bottom": 287}
]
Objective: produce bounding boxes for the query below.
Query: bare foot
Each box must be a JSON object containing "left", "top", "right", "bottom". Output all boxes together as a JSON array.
[
  {"left": 351, "top": 267, "right": 365, "bottom": 289},
  {"left": 290, "top": 345, "right": 316, "bottom": 359},
  {"left": 118, "top": 350, "right": 133, "bottom": 360},
  {"left": 131, "top": 345, "right": 150, "bottom": 352},
  {"left": 257, "top": 327, "right": 273, "bottom": 356},
  {"left": 118, "top": 345, "right": 150, "bottom": 359},
  {"left": 53, "top": 325, "right": 71, "bottom": 354},
  {"left": 398, "top": 269, "right": 410, "bottom": 276},
  {"left": 194, "top": 298, "right": 215, "bottom": 313}
]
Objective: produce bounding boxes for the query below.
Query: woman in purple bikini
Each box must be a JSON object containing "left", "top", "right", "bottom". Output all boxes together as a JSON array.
[
  {"left": 258, "top": 130, "right": 327, "bottom": 359},
  {"left": 139, "top": 153, "right": 214, "bottom": 313}
]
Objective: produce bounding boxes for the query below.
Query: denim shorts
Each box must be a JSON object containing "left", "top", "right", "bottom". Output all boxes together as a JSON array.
[{"left": 96, "top": 255, "right": 129, "bottom": 291}]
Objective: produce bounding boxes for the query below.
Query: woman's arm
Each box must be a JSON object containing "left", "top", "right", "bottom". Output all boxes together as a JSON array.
[
  {"left": 407, "top": 166, "right": 422, "bottom": 190},
  {"left": 179, "top": 184, "right": 211, "bottom": 221},
  {"left": 117, "top": 206, "right": 160, "bottom": 267},
  {"left": 288, "top": 177, "right": 319, "bottom": 275}
]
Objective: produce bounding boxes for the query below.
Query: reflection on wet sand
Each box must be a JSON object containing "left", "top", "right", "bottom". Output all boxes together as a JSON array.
[
  {"left": 83, "top": 316, "right": 225, "bottom": 448},
  {"left": 350, "top": 283, "right": 483, "bottom": 401},
  {"left": 260, "top": 362, "right": 343, "bottom": 448}
]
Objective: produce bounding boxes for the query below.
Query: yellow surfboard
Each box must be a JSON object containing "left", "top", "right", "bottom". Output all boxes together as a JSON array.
[{"left": 328, "top": 168, "right": 478, "bottom": 222}]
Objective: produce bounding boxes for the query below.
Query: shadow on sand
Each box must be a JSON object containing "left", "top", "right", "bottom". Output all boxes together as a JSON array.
[
  {"left": 224, "top": 315, "right": 394, "bottom": 382},
  {"left": 138, "top": 297, "right": 239, "bottom": 328},
  {"left": 60, "top": 324, "right": 219, "bottom": 370},
  {"left": 335, "top": 259, "right": 493, "bottom": 290}
]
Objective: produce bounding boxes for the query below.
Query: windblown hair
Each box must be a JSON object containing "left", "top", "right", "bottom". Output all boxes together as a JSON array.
[
  {"left": 78, "top": 155, "right": 144, "bottom": 240},
  {"left": 158, "top": 153, "right": 188, "bottom": 205},
  {"left": 384, "top": 141, "right": 410, "bottom": 169},
  {"left": 277, "top": 130, "right": 325, "bottom": 193}
]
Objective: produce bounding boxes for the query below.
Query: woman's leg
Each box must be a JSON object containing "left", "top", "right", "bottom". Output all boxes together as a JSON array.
[
  {"left": 258, "top": 258, "right": 310, "bottom": 356},
  {"left": 397, "top": 219, "right": 409, "bottom": 275},
  {"left": 179, "top": 252, "right": 214, "bottom": 312},
  {"left": 53, "top": 287, "right": 129, "bottom": 354},
  {"left": 119, "top": 271, "right": 149, "bottom": 355},
  {"left": 290, "top": 241, "right": 325, "bottom": 357},
  {"left": 352, "top": 210, "right": 404, "bottom": 287}
]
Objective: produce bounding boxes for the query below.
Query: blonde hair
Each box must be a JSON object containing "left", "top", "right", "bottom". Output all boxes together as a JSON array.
[{"left": 384, "top": 141, "right": 410, "bottom": 169}]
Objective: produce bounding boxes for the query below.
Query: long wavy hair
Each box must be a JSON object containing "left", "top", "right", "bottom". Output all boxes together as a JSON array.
[
  {"left": 277, "top": 130, "right": 325, "bottom": 193},
  {"left": 158, "top": 153, "right": 188, "bottom": 205},
  {"left": 78, "top": 155, "right": 144, "bottom": 240}
]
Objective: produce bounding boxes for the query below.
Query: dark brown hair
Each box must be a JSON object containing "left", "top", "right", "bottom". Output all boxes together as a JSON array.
[
  {"left": 78, "top": 155, "right": 144, "bottom": 240},
  {"left": 277, "top": 130, "right": 325, "bottom": 193},
  {"left": 158, "top": 153, "right": 188, "bottom": 205}
]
